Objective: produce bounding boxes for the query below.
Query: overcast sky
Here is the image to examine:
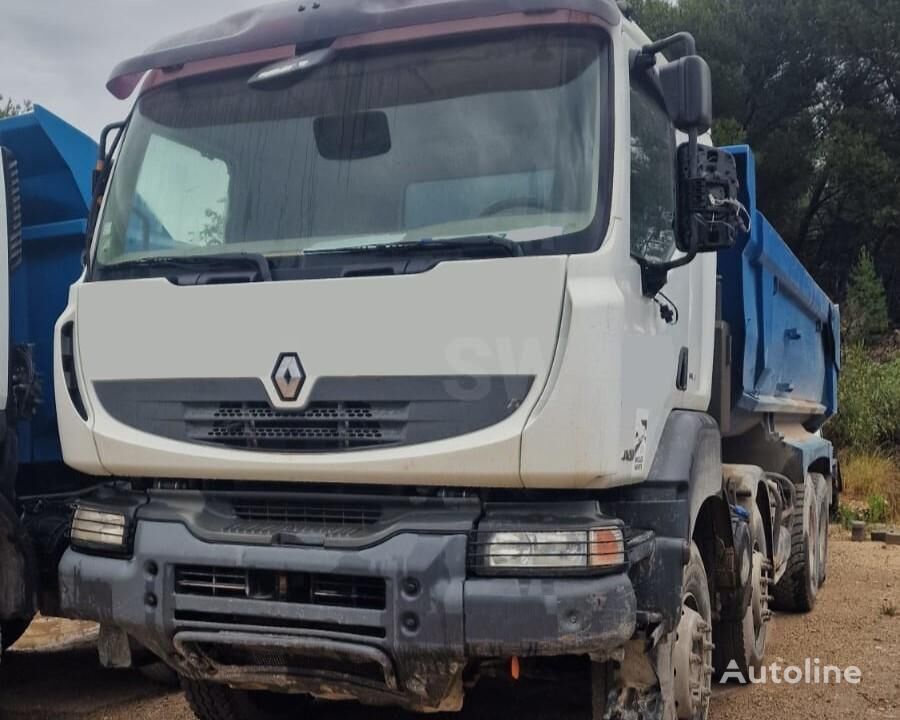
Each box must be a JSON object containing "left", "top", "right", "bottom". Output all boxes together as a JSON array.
[{"left": 0, "top": 0, "right": 262, "bottom": 139}]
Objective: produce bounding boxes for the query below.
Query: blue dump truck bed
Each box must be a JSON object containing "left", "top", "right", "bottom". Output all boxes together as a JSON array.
[
  {"left": 718, "top": 146, "right": 840, "bottom": 438},
  {"left": 0, "top": 106, "right": 97, "bottom": 466}
]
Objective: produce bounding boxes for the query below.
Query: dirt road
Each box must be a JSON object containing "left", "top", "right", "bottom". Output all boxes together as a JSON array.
[{"left": 1, "top": 532, "right": 897, "bottom": 720}]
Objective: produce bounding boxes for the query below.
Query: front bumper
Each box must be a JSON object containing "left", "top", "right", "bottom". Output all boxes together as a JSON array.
[{"left": 59, "top": 495, "right": 641, "bottom": 712}]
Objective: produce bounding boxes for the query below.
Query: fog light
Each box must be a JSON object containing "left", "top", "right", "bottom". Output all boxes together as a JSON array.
[
  {"left": 478, "top": 527, "right": 625, "bottom": 573},
  {"left": 71, "top": 506, "right": 129, "bottom": 553}
]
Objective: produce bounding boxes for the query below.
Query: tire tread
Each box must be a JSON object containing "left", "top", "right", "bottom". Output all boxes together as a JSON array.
[{"left": 772, "top": 482, "right": 816, "bottom": 613}]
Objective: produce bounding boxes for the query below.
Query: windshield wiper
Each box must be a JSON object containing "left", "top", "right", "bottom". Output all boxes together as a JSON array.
[
  {"left": 305, "top": 235, "right": 525, "bottom": 258},
  {"left": 96, "top": 252, "right": 273, "bottom": 282}
]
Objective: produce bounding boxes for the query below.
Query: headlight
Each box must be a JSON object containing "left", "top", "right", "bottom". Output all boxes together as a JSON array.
[
  {"left": 70, "top": 505, "right": 131, "bottom": 555},
  {"left": 473, "top": 527, "right": 625, "bottom": 575}
]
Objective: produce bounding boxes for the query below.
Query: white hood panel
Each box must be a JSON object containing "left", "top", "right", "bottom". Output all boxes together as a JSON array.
[{"left": 74, "top": 256, "right": 567, "bottom": 486}]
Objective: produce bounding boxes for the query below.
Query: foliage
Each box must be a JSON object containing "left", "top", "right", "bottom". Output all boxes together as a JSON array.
[
  {"left": 828, "top": 345, "right": 900, "bottom": 452},
  {"left": 630, "top": 0, "right": 900, "bottom": 323},
  {"left": 844, "top": 248, "right": 890, "bottom": 344},
  {"left": 0, "top": 95, "right": 32, "bottom": 120},
  {"left": 837, "top": 451, "right": 899, "bottom": 522},
  {"left": 837, "top": 503, "right": 859, "bottom": 529},
  {"left": 868, "top": 494, "right": 889, "bottom": 524}
]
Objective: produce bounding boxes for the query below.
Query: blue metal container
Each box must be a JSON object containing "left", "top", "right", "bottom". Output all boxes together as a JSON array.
[
  {"left": 0, "top": 106, "right": 97, "bottom": 465},
  {"left": 719, "top": 146, "right": 840, "bottom": 437}
]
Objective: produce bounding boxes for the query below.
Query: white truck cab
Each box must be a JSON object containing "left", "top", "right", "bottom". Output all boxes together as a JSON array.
[{"left": 55, "top": 2, "right": 839, "bottom": 719}]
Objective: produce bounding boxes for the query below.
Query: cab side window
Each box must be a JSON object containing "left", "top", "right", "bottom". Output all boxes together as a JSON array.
[{"left": 630, "top": 80, "right": 677, "bottom": 264}]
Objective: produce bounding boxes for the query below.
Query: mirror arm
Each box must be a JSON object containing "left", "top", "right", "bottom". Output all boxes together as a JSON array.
[
  {"left": 639, "top": 125, "right": 702, "bottom": 298},
  {"left": 86, "top": 117, "right": 131, "bottom": 269},
  {"left": 639, "top": 234, "right": 698, "bottom": 298},
  {"left": 636, "top": 32, "right": 698, "bottom": 70}
]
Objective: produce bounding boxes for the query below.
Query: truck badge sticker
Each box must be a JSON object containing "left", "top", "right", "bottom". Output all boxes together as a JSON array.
[{"left": 621, "top": 410, "right": 649, "bottom": 472}]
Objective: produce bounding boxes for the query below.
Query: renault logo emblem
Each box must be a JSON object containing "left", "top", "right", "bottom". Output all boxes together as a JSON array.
[{"left": 272, "top": 353, "right": 305, "bottom": 402}]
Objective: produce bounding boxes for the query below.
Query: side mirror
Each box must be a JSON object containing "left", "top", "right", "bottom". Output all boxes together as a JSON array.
[
  {"left": 633, "top": 34, "right": 743, "bottom": 297},
  {"left": 658, "top": 55, "right": 712, "bottom": 135}
]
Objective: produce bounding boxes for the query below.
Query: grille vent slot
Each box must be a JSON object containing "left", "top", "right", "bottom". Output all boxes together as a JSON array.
[
  {"left": 185, "top": 401, "right": 408, "bottom": 452},
  {"left": 175, "top": 566, "right": 387, "bottom": 610},
  {"left": 231, "top": 499, "right": 381, "bottom": 526},
  {"left": 60, "top": 322, "right": 88, "bottom": 420}
]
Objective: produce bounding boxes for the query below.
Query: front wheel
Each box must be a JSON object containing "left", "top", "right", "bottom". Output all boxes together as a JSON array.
[
  {"left": 183, "top": 678, "right": 315, "bottom": 720},
  {"left": 671, "top": 543, "right": 713, "bottom": 720}
]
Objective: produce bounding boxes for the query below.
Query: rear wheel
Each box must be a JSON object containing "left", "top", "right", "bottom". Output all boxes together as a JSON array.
[
  {"left": 772, "top": 476, "right": 819, "bottom": 613},
  {"left": 815, "top": 474, "right": 829, "bottom": 588},
  {"left": 714, "top": 506, "right": 771, "bottom": 677},
  {"left": 183, "top": 678, "right": 315, "bottom": 720}
]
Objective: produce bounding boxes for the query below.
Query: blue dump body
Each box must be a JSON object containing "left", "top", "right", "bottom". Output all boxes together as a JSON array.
[
  {"left": 719, "top": 146, "right": 841, "bottom": 436},
  {"left": 0, "top": 107, "right": 97, "bottom": 466}
]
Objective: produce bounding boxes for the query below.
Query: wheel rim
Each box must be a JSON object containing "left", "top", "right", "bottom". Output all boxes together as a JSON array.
[
  {"left": 750, "top": 517, "right": 773, "bottom": 648},
  {"left": 807, "top": 505, "right": 819, "bottom": 597},
  {"left": 673, "top": 593, "right": 712, "bottom": 719},
  {"left": 818, "top": 504, "right": 828, "bottom": 585},
  {"left": 750, "top": 547, "right": 771, "bottom": 633}
]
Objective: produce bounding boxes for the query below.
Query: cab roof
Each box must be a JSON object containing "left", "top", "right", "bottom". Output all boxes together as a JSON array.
[{"left": 108, "top": 0, "right": 620, "bottom": 99}]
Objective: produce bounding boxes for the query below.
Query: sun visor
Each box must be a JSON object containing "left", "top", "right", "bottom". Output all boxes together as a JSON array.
[{"left": 106, "top": 0, "right": 621, "bottom": 99}]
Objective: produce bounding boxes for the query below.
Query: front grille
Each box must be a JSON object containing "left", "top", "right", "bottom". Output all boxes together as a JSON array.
[
  {"left": 231, "top": 499, "right": 381, "bottom": 526},
  {"left": 175, "top": 566, "right": 387, "bottom": 610},
  {"left": 95, "top": 376, "right": 534, "bottom": 454},
  {"left": 185, "top": 401, "right": 408, "bottom": 452}
]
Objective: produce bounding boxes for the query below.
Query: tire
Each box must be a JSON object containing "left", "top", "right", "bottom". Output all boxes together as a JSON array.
[
  {"left": 139, "top": 661, "right": 179, "bottom": 687},
  {"left": 183, "top": 678, "right": 315, "bottom": 720},
  {"left": 772, "top": 477, "right": 818, "bottom": 613},
  {"left": 590, "top": 660, "right": 613, "bottom": 719},
  {"left": 815, "top": 474, "right": 829, "bottom": 588},
  {"left": 1, "top": 618, "right": 32, "bottom": 651},
  {"left": 714, "top": 507, "right": 770, "bottom": 678},
  {"left": 671, "top": 543, "right": 713, "bottom": 720}
]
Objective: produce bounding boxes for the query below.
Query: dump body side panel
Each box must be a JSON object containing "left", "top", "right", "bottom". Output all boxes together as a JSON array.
[
  {"left": 0, "top": 106, "right": 96, "bottom": 466},
  {"left": 718, "top": 145, "right": 839, "bottom": 437}
]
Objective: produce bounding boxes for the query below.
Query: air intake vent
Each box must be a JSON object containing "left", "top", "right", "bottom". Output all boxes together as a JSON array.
[
  {"left": 60, "top": 322, "right": 88, "bottom": 420},
  {"left": 232, "top": 499, "right": 381, "bottom": 526},
  {"left": 186, "top": 401, "right": 407, "bottom": 452},
  {"left": 175, "top": 566, "right": 386, "bottom": 610}
]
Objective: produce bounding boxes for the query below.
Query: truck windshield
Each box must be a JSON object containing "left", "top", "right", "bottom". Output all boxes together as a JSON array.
[{"left": 93, "top": 28, "right": 610, "bottom": 276}]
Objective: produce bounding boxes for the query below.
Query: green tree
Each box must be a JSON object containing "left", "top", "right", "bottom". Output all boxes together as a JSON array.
[
  {"left": 844, "top": 248, "right": 890, "bottom": 344},
  {"left": 0, "top": 95, "right": 32, "bottom": 120},
  {"left": 630, "top": 0, "right": 900, "bottom": 325}
]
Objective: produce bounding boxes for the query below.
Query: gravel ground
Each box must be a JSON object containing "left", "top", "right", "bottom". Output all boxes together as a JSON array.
[{"left": 1, "top": 530, "right": 897, "bottom": 720}]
